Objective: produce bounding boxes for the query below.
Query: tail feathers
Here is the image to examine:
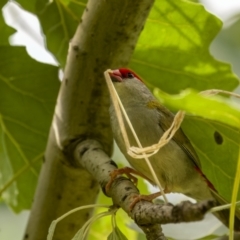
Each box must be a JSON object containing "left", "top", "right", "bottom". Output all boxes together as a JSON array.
[{"left": 211, "top": 190, "right": 240, "bottom": 232}]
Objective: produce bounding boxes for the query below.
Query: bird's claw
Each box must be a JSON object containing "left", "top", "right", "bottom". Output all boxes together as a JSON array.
[
  {"left": 105, "top": 167, "right": 139, "bottom": 194},
  {"left": 129, "top": 188, "right": 171, "bottom": 211}
]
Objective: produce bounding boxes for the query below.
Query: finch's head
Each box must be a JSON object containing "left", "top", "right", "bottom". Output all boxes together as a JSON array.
[{"left": 110, "top": 68, "right": 143, "bottom": 83}]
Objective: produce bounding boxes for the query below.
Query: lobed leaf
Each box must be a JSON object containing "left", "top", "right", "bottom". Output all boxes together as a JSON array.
[
  {"left": 0, "top": 1, "right": 15, "bottom": 45},
  {"left": 0, "top": 46, "right": 59, "bottom": 211},
  {"left": 129, "top": 0, "right": 238, "bottom": 93}
]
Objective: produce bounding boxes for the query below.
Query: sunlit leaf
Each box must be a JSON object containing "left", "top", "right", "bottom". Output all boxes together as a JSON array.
[
  {"left": 154, "top": 88, "right": 240, "bottom": 128},
  {"left": 129, "top": 0, "right": 238, "bottom": 93}
]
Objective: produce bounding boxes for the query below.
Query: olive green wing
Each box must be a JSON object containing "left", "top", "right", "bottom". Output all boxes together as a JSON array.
[{"left": 148, "top": 100, "right": 201, "bottom": 168}]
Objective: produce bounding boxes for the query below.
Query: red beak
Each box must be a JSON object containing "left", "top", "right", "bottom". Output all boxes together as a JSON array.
[{"left": 109, "top": 69, "right": 123, "bottom": 82}]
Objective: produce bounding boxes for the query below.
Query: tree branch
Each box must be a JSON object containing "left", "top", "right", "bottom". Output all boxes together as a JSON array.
[
  {"left": 74, "top": 139, "right": 216, "bottom": 240},
  {"left": 24, "top": 0, "right": 155, "bottom": 239}
]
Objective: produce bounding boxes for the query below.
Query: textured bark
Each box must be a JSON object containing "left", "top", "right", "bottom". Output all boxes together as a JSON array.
[
  {"left": 24, "top": 0, "right": 155, "bottom": 239},
  {"left": 75, "top": 139, "right": 216, "bottom": 240}
]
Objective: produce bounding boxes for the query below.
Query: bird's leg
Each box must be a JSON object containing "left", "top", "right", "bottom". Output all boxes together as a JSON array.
[
  {"left": 105, "top": 166, "right": 153, "bottom": 193},
  {"left": 129, "top": 187, "right": 171, "bottom": 211}
]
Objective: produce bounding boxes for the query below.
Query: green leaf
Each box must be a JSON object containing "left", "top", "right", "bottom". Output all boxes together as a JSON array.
[
  {"left": 108, "top": 227, "right": 128, "bottom": 240},
  {"left": 196, "top": 235, "right": 219, "bottom": 240},
  {"left": 155, "top": 89, "right": 240, "bottom": 202},
  {"left": 14, "top": 0, "right": 37, "bottom": 13},
  {"left": 35, "top": 0, "right": 87, "bottom": 66},
  {"left": 154, "top": 88, "right": 240, "bottom": 128},
  {"left": 71, "top": 227, "right": 85, "bottom": 240},
  {"left": 183, "top": 118, "right": 240, "bottom": 203},
  {"left": 129, "top": 0, "right": 238, "bottom": 93},
  {"left": 136, "top": 233, "right": 146, "bottom": 240},
  {"left": 0, "top": 1, "right": 15, "bottom": 45},
  {"left": 0, "top": 46, "right": 59, "bottom": 212}
]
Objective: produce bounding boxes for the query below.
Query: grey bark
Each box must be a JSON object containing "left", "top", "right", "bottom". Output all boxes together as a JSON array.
[
  {"left": 74, "top": 139, "right": 216, "bottom": 240},
  {"left": 24, "top": 0, "right": 155, "bottom": 239}
]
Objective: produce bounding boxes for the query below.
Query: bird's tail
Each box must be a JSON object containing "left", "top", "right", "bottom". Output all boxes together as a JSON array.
[{"left": 211, "top": 190, "right": 240, "bottom": 232}]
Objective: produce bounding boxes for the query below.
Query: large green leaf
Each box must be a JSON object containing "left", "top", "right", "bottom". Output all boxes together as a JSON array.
[
  {"left": 35, "top": 0, "right": 87, "bottom": 66},
  {"left": 0, "top": 1, "right": 15, "bottom": 45},
  {"left": 0, "top": 46, "right": 59, "bottom": 212},
  {"left": 183, "top": 117, "right": 240, "bottom": 203},
  {"left": 14, "top": 0, "right": 37, "bottom": 13},
  {"left": 129, "top": 0, "right": 238, "bottom": 93},
  {"left": 155, "top": 89, "right": 240, "bottom": 202}
]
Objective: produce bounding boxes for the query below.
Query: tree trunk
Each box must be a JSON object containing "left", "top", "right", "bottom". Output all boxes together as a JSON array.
[{"left": 24, "top": 0, "right": 155, "bottom": 239}]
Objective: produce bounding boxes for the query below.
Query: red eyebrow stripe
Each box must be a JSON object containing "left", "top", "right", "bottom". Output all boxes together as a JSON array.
[{"left": 118, "top": 68, "right": 143, "bottom": 82}]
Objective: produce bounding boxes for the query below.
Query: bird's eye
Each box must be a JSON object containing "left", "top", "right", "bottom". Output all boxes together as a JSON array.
[{"left": 127, "top": 72, "right": 134, "bottom": 78}]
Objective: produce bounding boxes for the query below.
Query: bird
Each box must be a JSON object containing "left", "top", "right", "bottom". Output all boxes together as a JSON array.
[{"left": 108, "top": 67, "right": 240, "bottom": 231}]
